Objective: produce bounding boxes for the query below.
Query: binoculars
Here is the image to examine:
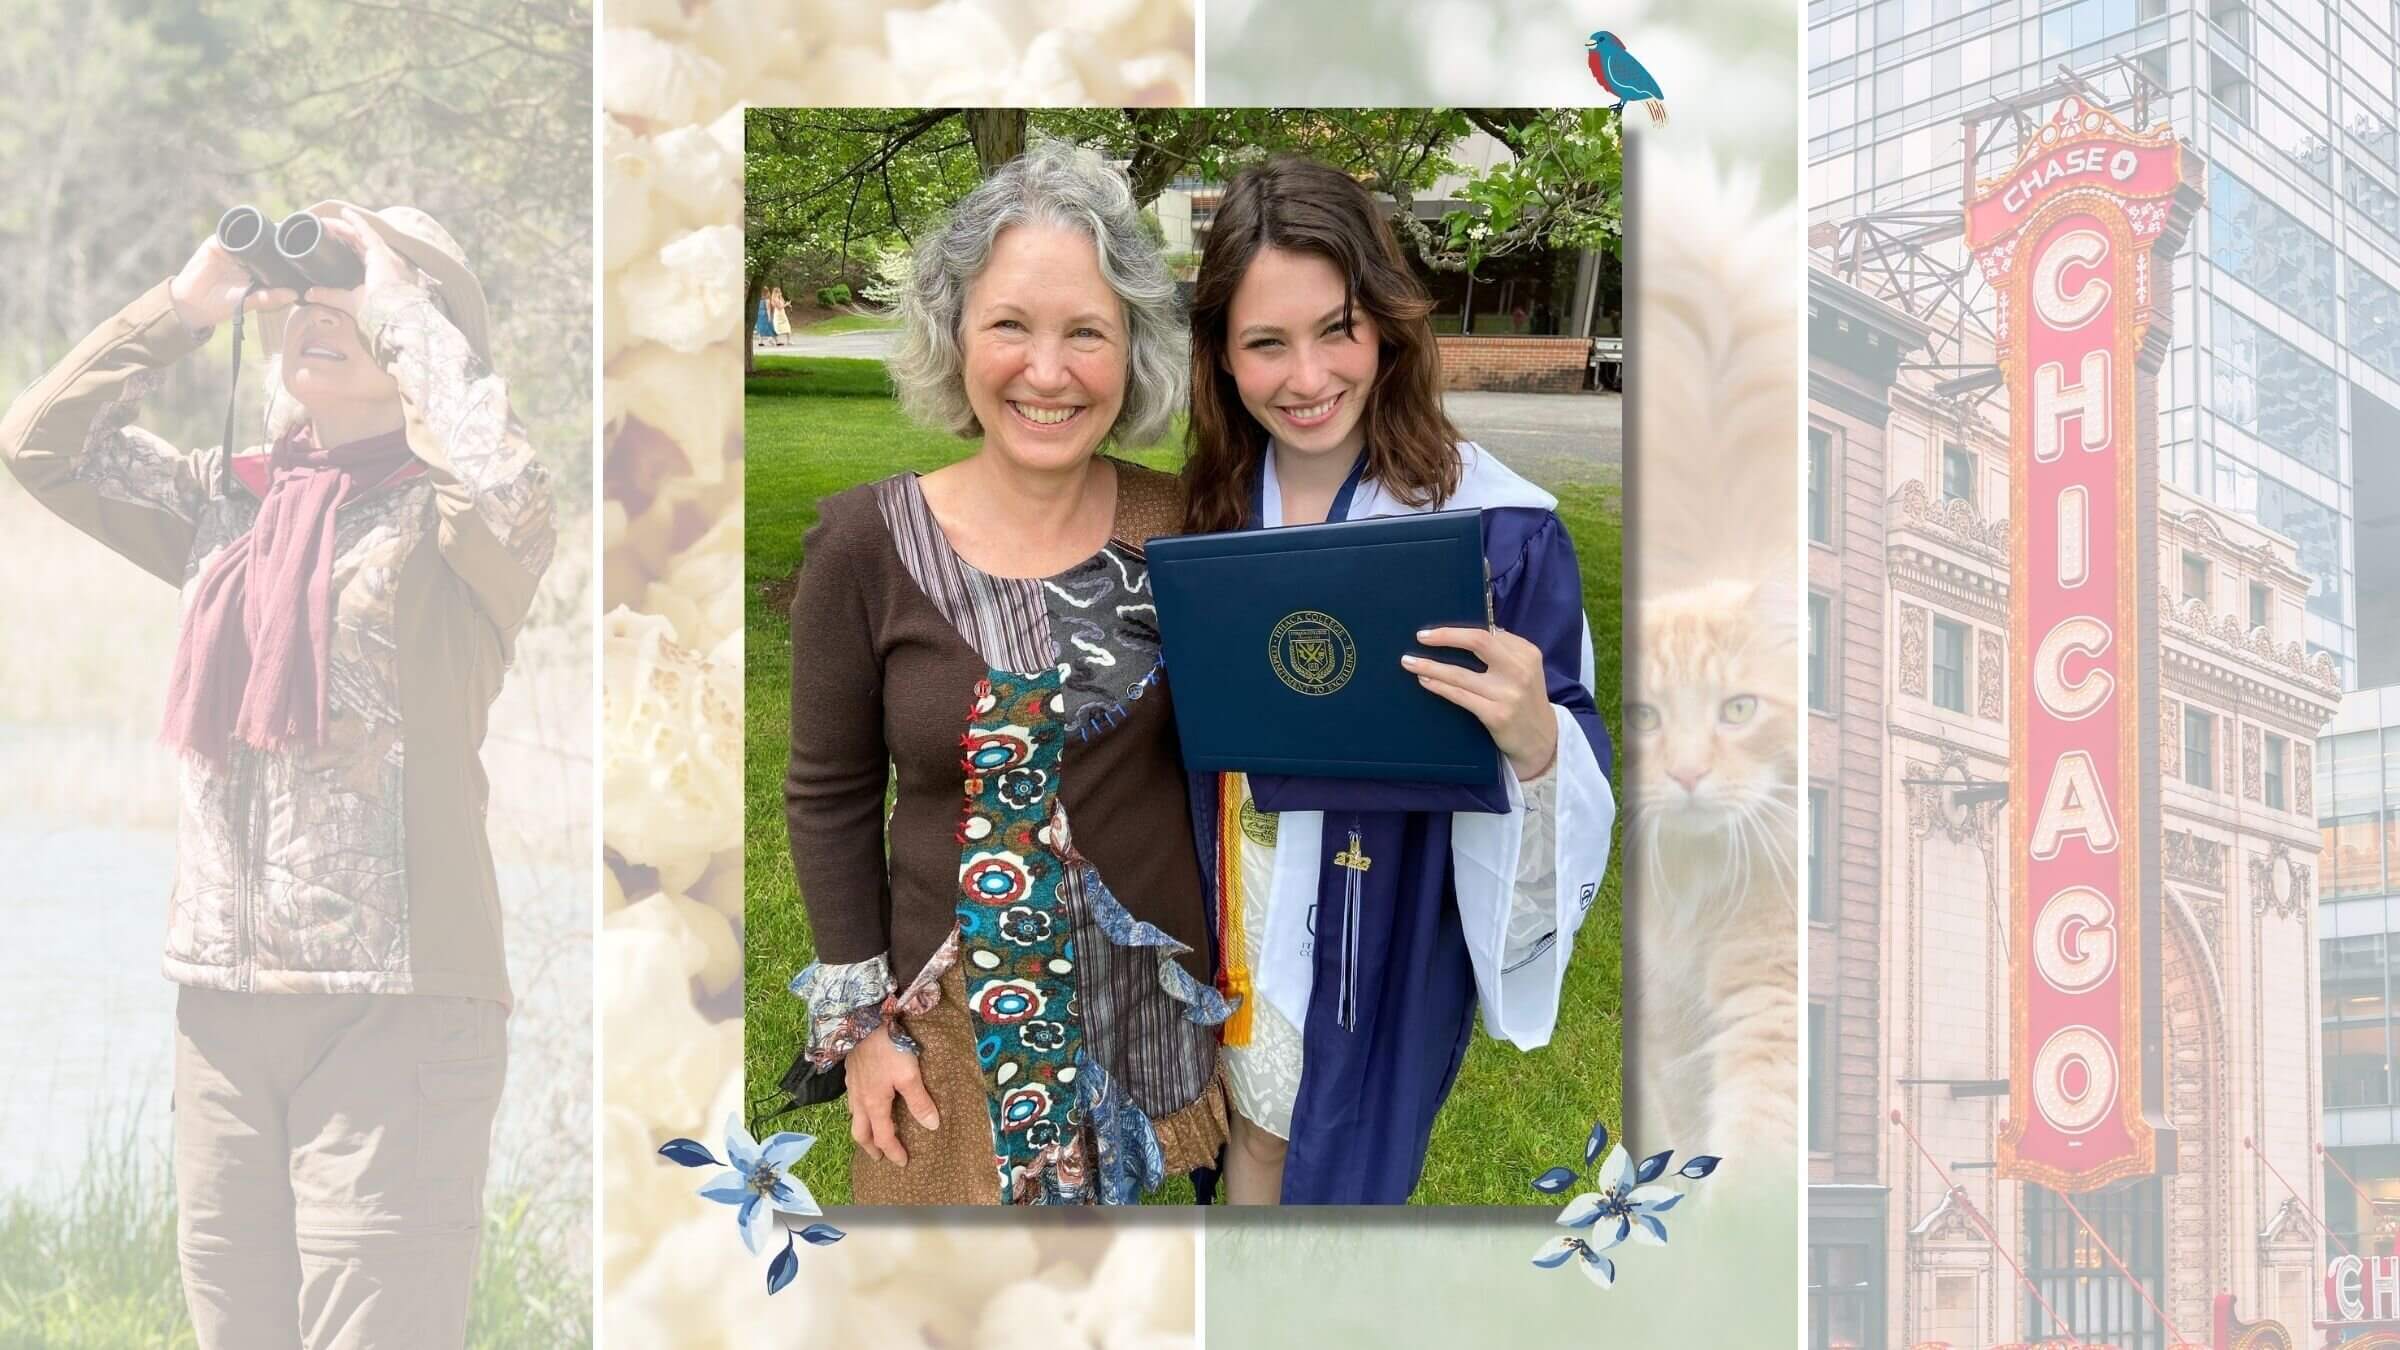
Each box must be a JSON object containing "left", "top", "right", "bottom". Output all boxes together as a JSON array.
[{"left": 214, "top": 205, "right": 364, "bottom": 293}]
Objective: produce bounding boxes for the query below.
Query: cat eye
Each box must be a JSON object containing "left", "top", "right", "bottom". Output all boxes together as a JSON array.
[
  {"left": 1720, "top": 695, "right": 1758, "bottom": 724},
  {"left": 1629, "top": 703, "right": 1660, "bottom": 731}
]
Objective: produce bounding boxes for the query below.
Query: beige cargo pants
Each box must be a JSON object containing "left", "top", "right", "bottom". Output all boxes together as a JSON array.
[{"left": 173, "top": 987, "right": 507, "bottom": 1349}]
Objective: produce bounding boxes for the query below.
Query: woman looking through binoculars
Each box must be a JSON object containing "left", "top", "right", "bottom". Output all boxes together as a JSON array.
[{"left": 0, "top": 202, "right": 554, "bottom": 1348}]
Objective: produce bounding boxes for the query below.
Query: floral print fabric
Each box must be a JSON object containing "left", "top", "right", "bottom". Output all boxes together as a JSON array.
[
  {"left": 782, "top": 468, "right": 1223, "bottom": 1203},
  {"left": 789, "top": 929, "right": 962, "bottom": 1066},
  {"left": 956, "top": 670, "right": 1089, "bottom": 1202}
]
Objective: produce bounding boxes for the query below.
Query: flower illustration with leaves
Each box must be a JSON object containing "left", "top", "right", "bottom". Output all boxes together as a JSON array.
[
  {"left": 1530, "top": 1119, "right": 1719, "bottom": 1288},
  {"left": 658, "top": 1114, "right": 846, "bottom": 1294}
]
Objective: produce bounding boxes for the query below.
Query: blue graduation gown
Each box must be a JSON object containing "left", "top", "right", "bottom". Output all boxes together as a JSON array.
[{"left": 1194, "top": 505, "right": 1613, "bottom": 1203}]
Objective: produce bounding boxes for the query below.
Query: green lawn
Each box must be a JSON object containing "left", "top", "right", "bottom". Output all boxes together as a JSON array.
[
  {"left": 0, "top": 1109, "right": 588, "bottom": 1348},
  {"left": 797, "top": 313, "right": 902, "bottom": 337},
  {"left": 744, "top": 354, "right": 1621, "bottom": 1206}
]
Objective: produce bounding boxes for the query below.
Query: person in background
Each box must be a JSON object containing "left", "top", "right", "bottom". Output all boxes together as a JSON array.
[{"left": 0, "top": 202, "right": 554, "bottom": 1343}]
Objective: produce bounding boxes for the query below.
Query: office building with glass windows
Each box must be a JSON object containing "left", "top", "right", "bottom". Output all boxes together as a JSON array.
[
  {"left": 2317, "top": 688, "right": 2400, "bottom": 1263},
  {"left": 1812, "top": 4, "right": 2398, "bottom": 1344},
  {"left": 1809, "top": 0, "right": 2400, "bottom": 687}
]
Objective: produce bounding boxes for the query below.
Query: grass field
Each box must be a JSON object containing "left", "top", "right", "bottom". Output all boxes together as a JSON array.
[
  {"left": 797, "top": 313, "right": 902, "bottom": 337},
  {"left": 0, "top": 1109, "right": 588, "bottom": 1349},
  {"left": 743, "top": 354, "right": 1622, "bottom": 1206}
]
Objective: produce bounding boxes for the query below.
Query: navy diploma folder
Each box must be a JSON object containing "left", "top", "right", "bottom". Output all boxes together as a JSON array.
[{"left": 1147, "top": 509, "right": 1502, "bottom": 790}]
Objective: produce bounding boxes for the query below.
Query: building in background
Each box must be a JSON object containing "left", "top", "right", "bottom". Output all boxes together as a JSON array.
[
  {"left": 1809, "top": 252, "right": 2343, "bottom": 1346},
  {"left": 1813, "top": 5, "right": 2397, "bottom": 1345},
  {"left": 1152, "top": 131, "right": 1620, "bottom": 394},
  {"left": 2319, "top": 687, "right": 2400, "bottom": 1263},
  {"left": 1804, "top": 249, "right": 2332, "bottom": 1335},
  {"left": 1806, "top": 263, "right": 1926, "bottom": 1350},
  {"left": 1809, "top": 0, "right": 2400, "bottom": 688}
]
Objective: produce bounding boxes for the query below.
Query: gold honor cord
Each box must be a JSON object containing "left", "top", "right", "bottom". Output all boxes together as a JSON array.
[{"left": 1215, "top": 772, "right": 1255, "bottom": 1047}]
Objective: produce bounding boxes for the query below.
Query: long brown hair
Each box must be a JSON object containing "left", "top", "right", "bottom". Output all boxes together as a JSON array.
[{"left": 1183, "top": 156, "right": 1461, "bottom": 533}]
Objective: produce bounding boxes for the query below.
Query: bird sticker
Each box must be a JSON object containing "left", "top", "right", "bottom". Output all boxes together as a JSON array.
[{"left": 1586, "top": 31, "right": 1667, "bottom": 125}]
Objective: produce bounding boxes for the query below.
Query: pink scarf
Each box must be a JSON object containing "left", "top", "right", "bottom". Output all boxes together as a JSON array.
[{"left": 161, "top": 426, "right": 419, "bottom": 761}]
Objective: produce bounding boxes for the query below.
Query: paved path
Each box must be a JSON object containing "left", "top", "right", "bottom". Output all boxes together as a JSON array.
[
  {"left": 773, "top": 327, "right": 900, "bottom": 359},
  {"left": 1443, "top": 389, "right": 1621, "bottom": 491}
]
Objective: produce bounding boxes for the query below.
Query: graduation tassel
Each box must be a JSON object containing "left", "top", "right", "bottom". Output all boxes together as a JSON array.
[{"left": 1333, "top": 823, "right": 1371, "bottom": 1031}]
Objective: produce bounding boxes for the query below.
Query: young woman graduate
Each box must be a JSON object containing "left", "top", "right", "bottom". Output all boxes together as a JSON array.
[{"left": 1182, "top": 155, "right": 1618, "bottom": 1205}]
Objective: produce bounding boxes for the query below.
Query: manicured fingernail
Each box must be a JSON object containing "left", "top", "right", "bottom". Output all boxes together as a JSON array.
[
  {"left": 1400, "top": 654, "right": 1422, "bottom": 667},
  {"left": 1416, "top": 629, "right": 1434, "bottom": 640},
  {"left": 918, "top": 1111, "right": 940, "bottom": 1130}
]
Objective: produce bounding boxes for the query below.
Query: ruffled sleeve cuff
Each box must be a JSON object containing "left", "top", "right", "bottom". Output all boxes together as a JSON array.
[
  {"left": 788, "top": 953, "right": 893, "bottom": 1067},
  {"left": 787, "top": 930, "right": 964, "bottom": 1067}
]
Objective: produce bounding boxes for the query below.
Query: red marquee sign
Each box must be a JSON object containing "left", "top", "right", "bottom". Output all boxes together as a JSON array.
[{"left": 1969, "top": 97, "right": 2197, "bottom": 1193}]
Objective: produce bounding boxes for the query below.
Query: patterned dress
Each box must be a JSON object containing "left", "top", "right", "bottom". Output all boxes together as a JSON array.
[{"left": 782, "top": 461, "right": 1229, "bottom": 1204}]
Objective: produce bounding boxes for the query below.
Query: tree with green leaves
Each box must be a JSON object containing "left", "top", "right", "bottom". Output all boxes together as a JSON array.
[
  {"left": 741, "top": 107, "right": 1621, "bottom": 364},
  {"left": 0, "top": 0, "right": 592, "bottom": 504}
]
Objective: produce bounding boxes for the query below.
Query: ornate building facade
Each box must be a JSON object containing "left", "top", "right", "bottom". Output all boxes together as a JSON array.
[{"left": 1808, "top": 261, "right": 2344, "bottom": 1349}]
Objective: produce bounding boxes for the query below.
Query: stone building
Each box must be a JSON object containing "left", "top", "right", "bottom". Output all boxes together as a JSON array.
[{"left": 1807, "top": 260, "right": 2344, "bottom": 1349}]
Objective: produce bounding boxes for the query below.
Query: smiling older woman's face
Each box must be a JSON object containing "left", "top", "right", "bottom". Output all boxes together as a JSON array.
[{"left": 960, "top": 223, "right": 1127, "bottom": 474}]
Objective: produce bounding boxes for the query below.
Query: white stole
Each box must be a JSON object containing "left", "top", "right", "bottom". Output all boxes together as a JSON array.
[{"left": 1251, "top": 443, "right": 1617, "bottom": 1051}]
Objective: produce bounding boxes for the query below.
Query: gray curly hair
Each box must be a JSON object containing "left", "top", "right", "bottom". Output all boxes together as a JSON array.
[{"left": 887, "top": 137, "right": 1186, "bottom": 449}]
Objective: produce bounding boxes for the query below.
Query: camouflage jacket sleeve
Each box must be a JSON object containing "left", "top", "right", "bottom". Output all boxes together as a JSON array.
[
  {"left": 363, "top": 284, "right": 557, "bottom": 638},
  {"left": 0, "top": 279, "right": 217, "bottom": 586}
]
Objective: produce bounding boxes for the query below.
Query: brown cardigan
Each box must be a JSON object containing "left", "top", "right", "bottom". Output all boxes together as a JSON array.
[{"left": 781, "top": 461, "right": 1209, "bottom": 990}]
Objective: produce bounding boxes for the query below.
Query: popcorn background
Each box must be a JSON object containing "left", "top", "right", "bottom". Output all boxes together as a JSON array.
[
  {"left": 598, "top": 3, "right": 1201, "bottom": 1344},
  {"left": 600, "top": 3, "right": 1801, "bottom": 1344}
]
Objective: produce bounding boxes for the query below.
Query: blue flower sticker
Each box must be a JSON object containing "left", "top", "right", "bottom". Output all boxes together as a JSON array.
[
  {"left": 1557, "top": 1141, "right": 1681, "bottom": 1249},
  {"left": 1529, "top": 1120, "right": 1720, "bottom": 1290},
  {"left": 658, "top": 1114, "right": 845, "bottom": 1295}
]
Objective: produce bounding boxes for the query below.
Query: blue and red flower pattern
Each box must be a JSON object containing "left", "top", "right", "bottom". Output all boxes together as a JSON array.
[{"left": 956, "top": 670, "right": 1088, "bottom": 1202}]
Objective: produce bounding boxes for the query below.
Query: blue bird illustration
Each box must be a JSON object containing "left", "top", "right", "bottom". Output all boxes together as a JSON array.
[{"left": 1586, "top": 31, "right": 1667, "bottom": 126}]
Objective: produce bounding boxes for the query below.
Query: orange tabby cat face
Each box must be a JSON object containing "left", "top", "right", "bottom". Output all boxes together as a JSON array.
[{"left": 1628, "top": 578, "right": 1798, "bottom": 832}]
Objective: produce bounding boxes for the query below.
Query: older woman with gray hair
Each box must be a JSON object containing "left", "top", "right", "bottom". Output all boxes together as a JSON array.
[{"left": 778, "top": 138, "right": 1230, "bottom": 1205}]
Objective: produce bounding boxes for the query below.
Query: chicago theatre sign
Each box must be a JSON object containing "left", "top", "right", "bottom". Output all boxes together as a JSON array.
[{"left": 1966, "top": 97, "right": 2200, "bottom": 1192}]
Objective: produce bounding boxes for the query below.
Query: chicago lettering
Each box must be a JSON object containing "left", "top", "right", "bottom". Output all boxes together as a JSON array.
[{"left": 2024, "top": 216, "right": 2125, "bottom": 1138}]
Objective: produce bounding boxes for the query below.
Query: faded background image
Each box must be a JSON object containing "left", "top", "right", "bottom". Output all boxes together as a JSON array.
[
  {"left": 599, "top": 0, "right": 1797, "bottom": 1343},
  {"left": 1204, "top": 0, "right": 1794, "bottom": 204},
  {"left": 1201, "top": 2, "right": 1803, "bottom": 1347},
  {"left": 0, "top": 1, "right": 592, "bottom": 1343},
  {"left": 598, "top": 1, "right": 1208, "bottom": 1345}
]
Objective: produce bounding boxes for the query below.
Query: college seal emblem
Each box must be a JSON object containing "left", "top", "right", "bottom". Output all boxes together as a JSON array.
[{"left": 1268, "top": 610, "right": 1356, "bottom": 696}]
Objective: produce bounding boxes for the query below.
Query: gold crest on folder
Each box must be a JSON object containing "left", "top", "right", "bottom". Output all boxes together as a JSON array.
[{"left": 1268, "top": 610, "right": 1357, "bottom": 696}]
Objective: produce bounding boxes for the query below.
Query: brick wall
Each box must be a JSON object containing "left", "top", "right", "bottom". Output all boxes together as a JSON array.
[{"left": 1434, "top": 335, "right": 1591, "bottom": 394}]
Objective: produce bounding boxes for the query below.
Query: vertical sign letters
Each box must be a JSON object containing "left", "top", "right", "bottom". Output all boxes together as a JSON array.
[{"left": 1967, "top": 97, "right": 2194, "bottom": 1192}]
